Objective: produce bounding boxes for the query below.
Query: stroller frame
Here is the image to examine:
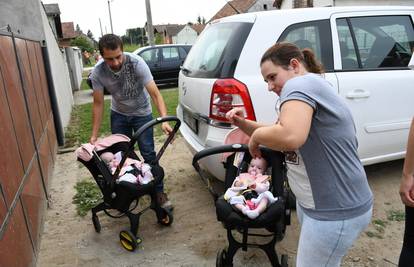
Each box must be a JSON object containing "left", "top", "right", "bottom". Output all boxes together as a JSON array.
[
  {"left": 193, "top": 144, "right": 291, "bottom": 267},
  {"left": 78, "top": 116, "right": 181, "bottom": 251}
]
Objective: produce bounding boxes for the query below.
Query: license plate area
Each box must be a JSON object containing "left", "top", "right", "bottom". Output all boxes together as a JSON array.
[{"left": 183, "top": 109, "right": 199, "bottom": 134}]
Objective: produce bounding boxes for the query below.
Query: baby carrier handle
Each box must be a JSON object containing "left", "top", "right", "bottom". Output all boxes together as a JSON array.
[
  {"left": 114, "top": 116, "right": 181, "bottom": 178},
  {"left": 192, "top": 144, "right": 249, "bottom": 172}
]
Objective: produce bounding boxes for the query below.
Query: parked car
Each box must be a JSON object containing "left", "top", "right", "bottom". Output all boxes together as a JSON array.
[
  {"left": 134, "top": 44, "right": 192, "bottom": 85},
  {"left": 86, "top": 44, "right": 192, "bottom": 92},
  {"left": 177, "top": 6, "right": 414, "bottom": 182}
]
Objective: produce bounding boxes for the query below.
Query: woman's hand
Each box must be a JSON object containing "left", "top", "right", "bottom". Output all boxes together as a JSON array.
[
  {"left": 248, "top": 136, "right": 262, "bottom": 158},
  {"left": 226, "top": 107, "right": 245, "bottom": 127},
  {"left": 399, "top": 174, "right": 414, "bottom": 207}
]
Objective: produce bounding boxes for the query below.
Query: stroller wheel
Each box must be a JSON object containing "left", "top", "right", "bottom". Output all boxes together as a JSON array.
[
  {"left": 281, "top": 254, "right": 288, "bottom": 267},
  {"left": 92, "top": 214, "right": 101, "bottom": 233},
  {"left": 119, "top": 230, "right": 139, "bottom": 252},
  {"left": 158, "top": 208, "right": 174, "bottom": 226},
  {"left": 216, "top": 249, "right": 232, "bottom": 267}
]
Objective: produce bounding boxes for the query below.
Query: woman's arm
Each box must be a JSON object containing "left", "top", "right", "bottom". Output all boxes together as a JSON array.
[
  {"left": 400, "top": 118, "right": 414, "bottom": 207},
  {"left": 248, "top": 100, "right": 313, "bottom": 157},
  {"left": 226, "top": 107, "right": 267, "bottom": 136}
]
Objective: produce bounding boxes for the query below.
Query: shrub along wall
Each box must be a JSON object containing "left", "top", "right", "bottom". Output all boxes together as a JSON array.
[{"left": 0, "top": 33, "right": 57, "bottom": 267}]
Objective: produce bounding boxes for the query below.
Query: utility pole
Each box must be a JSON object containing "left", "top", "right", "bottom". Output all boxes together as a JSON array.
[
  {"left": 99, "top": 18, "right": 103, "bottom": 37},
  {"left": 145, "top": 0, "right": 155, "bottom": 46},
  {"left": 107, "top": 0, "right": 113, "bottom": 34}
]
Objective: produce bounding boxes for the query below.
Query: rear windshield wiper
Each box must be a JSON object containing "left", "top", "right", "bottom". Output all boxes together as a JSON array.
[{"left": 180, "top": 66, "right": 192, "bottom": 74}]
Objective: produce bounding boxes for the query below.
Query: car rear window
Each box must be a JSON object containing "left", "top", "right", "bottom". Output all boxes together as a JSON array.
[{"left": 182, "top": 22, "right": 253, "bottom": 79}]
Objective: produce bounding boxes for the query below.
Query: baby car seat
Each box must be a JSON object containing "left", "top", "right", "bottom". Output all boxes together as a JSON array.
[{"left": 193, "top": 144, "right": 291, "bottom": 267}]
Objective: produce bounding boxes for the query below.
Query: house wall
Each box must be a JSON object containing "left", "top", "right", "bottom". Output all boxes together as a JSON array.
[
  {"left": 175, "top": 25, "right": 198, "bottom": 44},
  {"left": 65, "top": 47, "right": 83, "bottom": 91},
  {"left": 248, "top": 0, "right": 279, "bottom": 11},
  {"left": 39, "top": 1, "right": 74, "bottom": 130},
  {"left": 0, "top": 0, "right": 44, "bottom": 41}
]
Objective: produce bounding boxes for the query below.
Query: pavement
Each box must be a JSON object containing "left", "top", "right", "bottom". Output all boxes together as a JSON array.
[{"left": 73, "top": 89, "right": 111, "bottom": 105}]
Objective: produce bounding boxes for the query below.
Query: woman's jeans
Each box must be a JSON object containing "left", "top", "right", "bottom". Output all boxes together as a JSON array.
[
  {"left": 111, "top": 110, "right": 163, "bottom": 192},
  {"left": 398, "top": 205, "right": 414, "bottom": 267},
  {"left": 296, "top": 204, "right": 372, "bottom": 267}
]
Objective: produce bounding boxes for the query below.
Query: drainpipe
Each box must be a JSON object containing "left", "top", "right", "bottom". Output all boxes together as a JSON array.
[{"left": 41, "top": 41, "right": 65, "bottom": 146}]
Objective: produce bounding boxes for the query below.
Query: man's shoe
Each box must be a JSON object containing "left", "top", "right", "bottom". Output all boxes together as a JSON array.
[{"left": 156, "top": 192, "right": 173, "bottom": 210}]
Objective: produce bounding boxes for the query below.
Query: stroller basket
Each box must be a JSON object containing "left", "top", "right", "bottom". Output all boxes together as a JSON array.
[
  {"left": 77, "top": 116, "right": 181, "bottom": 251},
  {"left": 193, "top": 144, "right": 291, "bottom": 267}
]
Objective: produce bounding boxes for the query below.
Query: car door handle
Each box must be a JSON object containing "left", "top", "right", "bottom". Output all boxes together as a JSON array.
[{"left": 346, "top": 89, "right": 370, "bottom": 99}]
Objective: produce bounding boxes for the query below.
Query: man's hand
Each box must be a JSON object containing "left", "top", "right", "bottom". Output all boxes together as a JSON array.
[
  {"left": 161, "top": 122, "right": 173, "bottom": 135},
  {"left": 90, "top": 135, "right": 98, "bottom": 144}
]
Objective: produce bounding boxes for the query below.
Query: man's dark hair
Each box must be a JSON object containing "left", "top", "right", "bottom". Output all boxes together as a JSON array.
[{"left": 98, "top": 34, "right": 123, "bottom": 56}]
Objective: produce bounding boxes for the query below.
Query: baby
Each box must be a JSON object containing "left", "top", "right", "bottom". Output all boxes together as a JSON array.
[
  {"left": 100, "top": 152, "right": 153, "bottom": 184},
  {"left": 224, "top": 157, "right": 277, "bottom": 219}
]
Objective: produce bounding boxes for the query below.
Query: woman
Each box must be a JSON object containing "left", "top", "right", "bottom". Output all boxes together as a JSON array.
[
  {"left": 226, "top": 42, "right": 373, "bottom": 266},
  {"left": 399, "top": 118, "right": 414, "bottom": 267}
]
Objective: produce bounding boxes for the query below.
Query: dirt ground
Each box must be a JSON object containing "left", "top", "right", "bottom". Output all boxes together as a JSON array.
[{"left": 35, "top": 134, "right": 407, "bottom": 267}]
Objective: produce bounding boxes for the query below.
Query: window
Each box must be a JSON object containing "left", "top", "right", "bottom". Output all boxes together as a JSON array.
[
  {"left": 140, "top": 48, "right": 159, "bottom": 63},
  {"left": 278, "top": 20, "right": 333, "bottom": 71},
  {"left": 162, "top": 47, "right": 179, "bottom": 61},
  {"left": 263, "top": 4, "right": 268, "bottom": 10},
  {"left": 337, "top": 16, "right": 414, "bottom": 69},
  {"left": 183, "top": 22, "right": 253, "bottom": 78}
]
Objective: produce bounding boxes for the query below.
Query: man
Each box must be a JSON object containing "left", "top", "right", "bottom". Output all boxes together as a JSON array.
[{"left": 89, "top": 34, "right": 173, "bottom": 209}]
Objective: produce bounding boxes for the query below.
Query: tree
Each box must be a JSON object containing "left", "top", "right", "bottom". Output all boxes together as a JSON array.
[
  {"left": 154, "top": 32, "right": 163, "bottom": 45},
  {"left": 87, "top": 30, "right": 94, "bottom": 41},
  {"left": 202, "top": 17, "right": 206, "bottom": 24},
  {"left": 70, "top": 36, "right": 94, "bottom": 53},
  {"left": 197, "top": 15, "right": 202, "bottom": 24},
  {"left": 76, "top": 24, "right": 81, "bottom": 33},
  {"left": 121, "top": 27, "right": 147, "bottom": 46}
]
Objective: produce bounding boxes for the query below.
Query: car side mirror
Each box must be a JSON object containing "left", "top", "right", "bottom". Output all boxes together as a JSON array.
[{"left": 408, "top": 53, "right": 414, "bottom": 70}]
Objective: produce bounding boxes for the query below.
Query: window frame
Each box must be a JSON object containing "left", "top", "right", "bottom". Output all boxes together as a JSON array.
[{"left": 278, "top": 19, "right": 334, "bottom": 72}]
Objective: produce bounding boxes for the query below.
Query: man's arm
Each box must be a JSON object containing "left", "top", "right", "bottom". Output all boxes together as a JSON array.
[
  {"left": 145, "top": 80, "right": 172, "bottom": 135},
  {"left": 90, "top": 89, "right": 105, "bottom": 144}
]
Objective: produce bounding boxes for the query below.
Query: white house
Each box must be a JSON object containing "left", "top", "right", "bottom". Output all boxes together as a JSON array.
[
  {"left": 174, "top": 24, "right": 206, "bottom": 45},
  {"left": 277, "top": 0, "right": 414, "bottom": 9}
]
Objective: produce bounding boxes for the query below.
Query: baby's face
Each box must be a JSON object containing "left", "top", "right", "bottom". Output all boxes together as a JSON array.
[
  {"left": 102, "top": 153, "right": 119, "bottom": 168},
  {"left": 248, "top": 158, "right": 266, "bottom": 176}
]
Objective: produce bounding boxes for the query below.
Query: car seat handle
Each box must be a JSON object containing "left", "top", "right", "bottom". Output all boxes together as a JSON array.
[
  {"left": 192, "top": 144, "right": 249, "bottom": 172},
  {"left": 114, "top": 116, "right": 181, "bottom": 178}
]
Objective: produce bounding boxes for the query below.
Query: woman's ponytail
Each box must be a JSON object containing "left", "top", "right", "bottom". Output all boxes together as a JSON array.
[
  {"left": 302, "top": 48, "right": 324, "bottom": 74},
  {"left": 261, "top": 42, "right": 324, "bottom": 74}
]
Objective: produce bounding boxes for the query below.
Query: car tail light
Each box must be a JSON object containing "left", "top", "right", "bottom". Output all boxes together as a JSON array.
[{"left": 209, "top": 79, "right": 256, "bottom": 122}]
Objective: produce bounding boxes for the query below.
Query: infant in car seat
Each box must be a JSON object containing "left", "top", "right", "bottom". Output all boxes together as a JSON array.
[
  {"left": 224, "top": 157, "right": 278, "bottom": 219},
  {"left": 100, "top": 152, "right": 153, "bottom": 184}
]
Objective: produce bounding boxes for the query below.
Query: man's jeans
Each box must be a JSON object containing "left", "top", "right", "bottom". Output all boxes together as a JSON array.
[{"left": 110, "top": 110, "right": 163, "bottom": 192}]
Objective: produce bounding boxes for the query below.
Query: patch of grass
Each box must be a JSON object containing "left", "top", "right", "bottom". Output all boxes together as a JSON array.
[
  {"left": 81, "top": 78, "right": 91, "bottom": 90},
  {"left": 387, "top": 209, "right": 405, "bottom": 221},
  {"left": 365, "top": 230, "right": 384, "bottom": 239},
  {"left": 64, "top": 88, "right": 178, "bottom": 147},
  {"left": 72, "top": 179, "right": 102, "bottom": 217},
  {"left": 123, "top": 44, "right": 140, "bottom": 52}
]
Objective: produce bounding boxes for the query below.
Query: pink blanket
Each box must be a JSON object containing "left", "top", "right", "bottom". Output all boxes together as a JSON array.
[{"left": 75, "top": 134, "right": 131, "bottom": 161}]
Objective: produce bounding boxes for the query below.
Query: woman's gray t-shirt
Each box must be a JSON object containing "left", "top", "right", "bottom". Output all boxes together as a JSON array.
[
  {"left": 280, "top": 73, "right": 373, "bottom": 220},
  {"left": 90, "top": 52, "right": 153, "bottom": 116}
]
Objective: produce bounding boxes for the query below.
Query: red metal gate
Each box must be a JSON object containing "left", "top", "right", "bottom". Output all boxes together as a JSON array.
[{"left": 0, "top": 33, "right": 56, "bottom": 267}]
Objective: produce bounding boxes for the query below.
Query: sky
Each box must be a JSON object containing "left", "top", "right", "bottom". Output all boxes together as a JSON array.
[{"left": 42, "top": 0, "right": 227, "bottom": 38}]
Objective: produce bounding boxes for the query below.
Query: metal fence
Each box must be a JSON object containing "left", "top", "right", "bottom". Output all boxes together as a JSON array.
[{"left": 0, "top": 32, "right": 56, "bottom": 267}]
